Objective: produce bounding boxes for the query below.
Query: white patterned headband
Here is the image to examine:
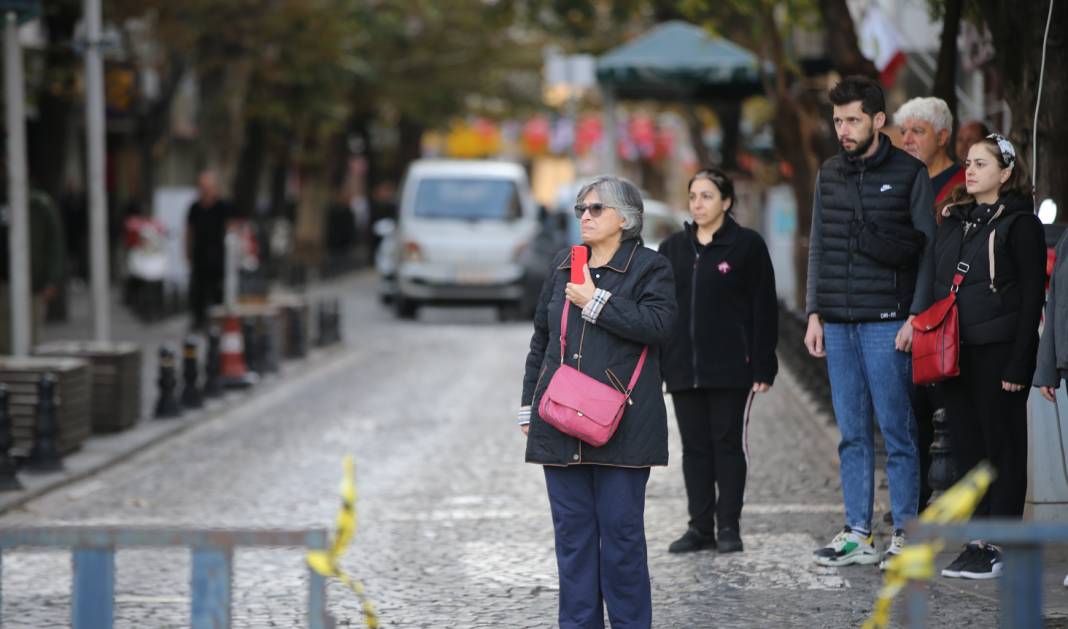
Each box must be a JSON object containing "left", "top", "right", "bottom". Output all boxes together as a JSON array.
[{"left": 987, "top": 133, "right": 1016, "bottom": 169}]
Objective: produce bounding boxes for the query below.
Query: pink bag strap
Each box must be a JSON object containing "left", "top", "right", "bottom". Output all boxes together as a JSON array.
[{"left": 559, "top": 300, "right": 648, "bottom": 393}]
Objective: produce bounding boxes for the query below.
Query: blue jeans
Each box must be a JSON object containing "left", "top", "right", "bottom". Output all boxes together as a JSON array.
[
  {"left": 544, "top": 465, "right": 651, "bottom": 629},
  {"left": 824, "top": 321, "right": 919, "bottom": 531}
]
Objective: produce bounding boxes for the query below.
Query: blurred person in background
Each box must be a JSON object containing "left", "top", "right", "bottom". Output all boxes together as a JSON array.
[
  {"left": 897, "top": 97, "right": 965, "bottom": 208},
  {"left": 518, "top": 176, "right": 676, "bottom": 629},
  {"left": 185, "top": 170, "right": 233, "bottom": 331},
  {"left": 934, "top": 134, "right": 1044, "bottom": 580},
  {"left": 0, "top": 185, "right": 65, "bottom": 353},
  {"left": 955, "top": 120, "right": 990, "bottom": 164},
  {"left": 657, "top": 168, "right": 778, "bottom": 555}
]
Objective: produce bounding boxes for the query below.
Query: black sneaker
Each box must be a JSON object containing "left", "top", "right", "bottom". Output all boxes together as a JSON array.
[
  {"left": 941, "top": 543, "right": 983, "bottom": 578},
  {"left": 717, "top": 527, "right": 743, "bottom": 554},
  {"left": 958, "top": 545, "right": 1003, "bottom": 580},
  {"left": 668, "top": 527, "right": 716, "bottom": 553}
]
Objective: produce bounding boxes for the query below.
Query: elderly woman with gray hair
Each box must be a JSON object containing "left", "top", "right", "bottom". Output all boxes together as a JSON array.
[{"left": 517, "top": 175, "right": 676, "bottom": 628}]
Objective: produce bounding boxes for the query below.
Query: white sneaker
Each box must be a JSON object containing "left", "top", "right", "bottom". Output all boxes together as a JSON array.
[
  {"left": 1063, "top": 574, "right": 1067, "bottom": 588},
  {"left": 814, "top": 527, "right": 879, "bottom": 567},
  {"left": 879, "top": 529, "right": 907, "bottom": 571}
]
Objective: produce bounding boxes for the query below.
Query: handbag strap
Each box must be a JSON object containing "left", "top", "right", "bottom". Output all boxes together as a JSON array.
[
  {"left": 844, "top": 171, "right": 865, "bottom": 221},
  {"left": 950, "top": 218, "right": 999, "bottom": 293},
  {"left": 559, "top": 300, "right": 649, "bottom": 394}
]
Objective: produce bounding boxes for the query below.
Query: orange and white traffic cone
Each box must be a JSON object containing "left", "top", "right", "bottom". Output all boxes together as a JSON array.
[{"left": 220, "top": 312, "right": 258, "bottom": 388}]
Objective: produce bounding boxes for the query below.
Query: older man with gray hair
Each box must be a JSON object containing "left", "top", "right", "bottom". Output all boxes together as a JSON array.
[{"left": 894, "top": 97, "right": 965, "bottom": 205}]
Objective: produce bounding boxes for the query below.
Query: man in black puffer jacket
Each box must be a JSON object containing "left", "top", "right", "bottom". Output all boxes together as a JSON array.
[{"left": 804, "top": 76, "right": 936, "bottom": 571}]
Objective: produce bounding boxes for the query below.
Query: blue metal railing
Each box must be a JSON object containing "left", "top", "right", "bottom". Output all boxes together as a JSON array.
[
  {"left": 0, "top": 526, "right": 333, "bottom": 628},
  {"left": 907, "top": 519, "right": 1068, "bottom": 628}
]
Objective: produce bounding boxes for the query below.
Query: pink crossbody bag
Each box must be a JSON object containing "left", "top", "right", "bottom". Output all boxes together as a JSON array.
[{"left": 537, "top": 301, "right": 648, "bottom": 447}]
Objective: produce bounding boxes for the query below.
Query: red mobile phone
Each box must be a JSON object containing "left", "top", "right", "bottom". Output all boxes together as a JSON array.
[{"left": 570, "top": 245, "right": 588, "bottom": 284}]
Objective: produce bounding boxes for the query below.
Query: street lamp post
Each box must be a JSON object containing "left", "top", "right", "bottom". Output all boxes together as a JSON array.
[
  {"left": 4, "top": 10, "right": 31, "bottom": 356},
  {"left": 83, "top": 0, "right": 110, "bottom": 341}
]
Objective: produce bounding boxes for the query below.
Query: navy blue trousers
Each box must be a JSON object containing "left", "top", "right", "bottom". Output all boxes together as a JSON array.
[{"left": 543, "top": 465, "right": 652, "bottom": 629}]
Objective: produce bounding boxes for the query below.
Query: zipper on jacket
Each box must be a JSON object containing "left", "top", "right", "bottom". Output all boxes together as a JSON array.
[
  {"left": 846, "top": 170, "right": 864, "bottom": 320},
  {"left": 690, "top": 249, "right": 701, "bottom": 388}
]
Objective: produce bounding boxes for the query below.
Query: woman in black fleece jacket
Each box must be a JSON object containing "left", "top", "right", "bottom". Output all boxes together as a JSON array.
[
  {"left": 931, "top": 135, "right": 1045, "bottom": 580},
  {"left": 657, "top": 168, "right": 778, "bottom": 554}
]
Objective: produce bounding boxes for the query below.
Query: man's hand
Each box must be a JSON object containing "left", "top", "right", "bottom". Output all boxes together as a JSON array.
[
  {"left": 895, "top": 316, "right": 915, "bottom": 352},
  {"left": 1040, "top": 385, "right": 1058, "bottom": 402},
  {"left": 804, "top": 314, "right": 825, "bottom": 357},
  {"left": 752, "top": 382, "right": 771, "bottom": 393},
  {"left": 1002, "top": 381, "right": 1025, "bottom": 393},
  {"left": 564, "top": 264, "right": 596, "bottom": 308},
  {"left": 519, "top": 424, "right": 529, "bottom": 436}
]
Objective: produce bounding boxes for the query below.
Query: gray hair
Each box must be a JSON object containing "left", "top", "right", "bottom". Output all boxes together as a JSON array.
[
  {"left": 576, "top": 175, "right": 644, "bottom": 241},
  {"left": 894, "top": 96, "right": 953, "bottom": 133}
]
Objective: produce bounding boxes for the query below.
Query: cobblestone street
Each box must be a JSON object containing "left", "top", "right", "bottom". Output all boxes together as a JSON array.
[{"left": 0, "top": 274, "right": 1058, "bottom": 627}]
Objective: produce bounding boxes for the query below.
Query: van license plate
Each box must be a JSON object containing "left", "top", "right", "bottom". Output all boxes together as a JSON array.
[{"left": 455, "top": 272, "right": 495, "bottom": 285}]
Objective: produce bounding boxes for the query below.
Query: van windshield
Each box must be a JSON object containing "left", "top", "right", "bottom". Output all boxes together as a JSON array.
[{"left": 413, "top": 178, "right": 521, "bottom": 220}]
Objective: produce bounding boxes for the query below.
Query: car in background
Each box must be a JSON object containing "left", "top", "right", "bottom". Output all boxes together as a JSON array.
[
  {"left": 383, "top": 159, "right": 540, "bottom": 319},
  {"left": 517, "top": 181, "right": 684, "bottom": 317}
]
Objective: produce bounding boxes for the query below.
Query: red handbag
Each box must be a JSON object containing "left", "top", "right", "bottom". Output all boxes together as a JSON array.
[
  {"left": 538, "top": 301, "right": 647, "bottom": 447},
  {"left": 911, "top": 270, "right": 964, "bottom": 385}
]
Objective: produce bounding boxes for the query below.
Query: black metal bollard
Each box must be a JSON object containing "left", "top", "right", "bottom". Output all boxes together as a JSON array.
[
  {"left": 203, "top": 327, "right": 223, "bottom": 398},
  {"left": 154, "top": 345, "right": 183, "bottom": 419},
  {"left": 0, "top": 385, "right": 22, "bottom": 489},
  {"left": 927, "top": 407, "right": 958, "bottom": 492},
  {"left": 257, "top": 318, "right": 279, "bottom": 374},
  {"left": 180, "top": 338, "right": 203, "bottom": 409},
  {"left": 287, "top": 307, "right": 306, "bottom": 359},
  {"left": 242, "top": 319, "right": 261, "bottom": 374},
  {"left": 331, "top": 298, "right": 343, "bottom": 344},
  {"left": 26, "top": 374, "right": 63, "bottom": 472},
  {"left": 316, "top": 301, "right": 329, "bottom": 347}
]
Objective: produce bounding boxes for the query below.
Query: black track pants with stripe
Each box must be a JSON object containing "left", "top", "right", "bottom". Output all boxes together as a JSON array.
[{"left": 671, "top": 387, "right": 754, "bottom": 535}]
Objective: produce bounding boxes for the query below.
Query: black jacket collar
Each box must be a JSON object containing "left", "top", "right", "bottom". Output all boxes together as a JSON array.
[
  {"left": 839, "top": 132, "right": 893, "bottom": 173},
  {"left": 557, "top": 237, "right": 642, "bottom": 273},
  {"left": 943, "top": 192, "right": 1034, "bottom": 225},
  {"left": 685, "top": 216, "right": 739, "bottom": 248}
]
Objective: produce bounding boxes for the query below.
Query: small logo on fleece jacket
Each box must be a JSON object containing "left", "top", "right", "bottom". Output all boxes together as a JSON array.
[
  {"left": 880, "top": 184, "right": 893, "bottom": 192},
  {"left": 718, "top": 261, "right": 732, "bottom": 274}
]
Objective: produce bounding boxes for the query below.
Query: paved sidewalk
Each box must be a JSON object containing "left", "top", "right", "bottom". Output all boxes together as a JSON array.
[
  {"left": 0, "top": 275, "right": 356, "bottom": 516},
  {"left": 776, "top": 360, "right": 1068, "bottom": 626}
]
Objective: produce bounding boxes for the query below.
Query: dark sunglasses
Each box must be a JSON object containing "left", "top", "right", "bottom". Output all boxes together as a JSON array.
[{"left": 574, "top": 202, "right": 611, "bottom": 219}]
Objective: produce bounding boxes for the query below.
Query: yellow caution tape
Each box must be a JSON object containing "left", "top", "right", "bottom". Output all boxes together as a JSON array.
[
  {"left": 307, "top": 455, "right": 380, "bottom": 628},
  {"left": 862, "top": 461, "right": 995, "bottom": 629}
]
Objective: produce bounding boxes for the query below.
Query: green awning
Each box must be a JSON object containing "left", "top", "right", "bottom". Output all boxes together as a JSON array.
[{"left": 597, "top": 21, "right": 768, "bottom": 100}]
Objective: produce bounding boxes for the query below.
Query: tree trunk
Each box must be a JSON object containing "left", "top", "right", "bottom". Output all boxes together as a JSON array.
[
  {"left": 818, "top": 0, "right": 879, "bottom": 79},
  {"left": 773, "top": 95, "right": 820, "bottom": 311},
  {"left": 195, "top": 60, "right": 253, "bottom": 189},
  {"left": 713, "top": 100, "right": 741, "bottom": 171},
  {"left": 1026, "top": 1, "right": 1068, "bottom": 223},
  {"left": 933, "top": 0, "right": 963, "bottom": 149},
  {"left": 135, "top": 59, "right": 187, "bottom": 213},
  {"left": 977, "top": 0, "right": 1067, "bottom": 221},
  {"left": 231, "top": 117, "right": 265, "bottom": 219},
  {"left": 27, "top": 5, "right": 81, "bottom": 200},
  {"left": 682, "top": 104, "right": 714, "bottom": 168},
  {"left": 397, "top": 115, "right": 425, "bottom": 173}
]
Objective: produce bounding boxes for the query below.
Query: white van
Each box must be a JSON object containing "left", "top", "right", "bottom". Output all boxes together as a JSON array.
[{"left": 389, "top": 159, "right": 539, "bottom": 319}]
